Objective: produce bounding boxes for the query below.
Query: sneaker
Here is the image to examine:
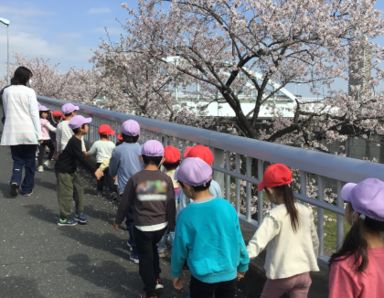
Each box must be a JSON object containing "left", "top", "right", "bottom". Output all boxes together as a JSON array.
[
  {"left": 129, "top": 252, "right": 139, "bottom": 264},
  {"left": 20, "top": 191, "right": 33, "bottom": 197},
  {"left": 44, "top": 160, "right": 55, "bottom": 170},
  {"left": 155, "top": 279, "right": 164, "bottom": 290},
  {"left": 57, "top": 218, "right": 78, "bottom": 226},
  {"left": 37, "top": 165, "right": 44, "bottom": 172},
  {"left": 10, "top": 183, "right": 19, "bottom": 197},
  {"left": 74, "top": 213, "right": 88, "bottom": 224}
]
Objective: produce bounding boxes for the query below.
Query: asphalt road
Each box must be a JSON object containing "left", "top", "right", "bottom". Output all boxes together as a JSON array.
[
  {"left": 0, "top": 137, "right": 327, "bottom": 298},
  {"left": 0, "top": 144, "right": 187, "bottom": 298}
]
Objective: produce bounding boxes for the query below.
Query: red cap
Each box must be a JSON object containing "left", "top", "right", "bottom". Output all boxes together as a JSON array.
[
  {"left": 117, "top": 133, "right": 123, "bottom": 141},
  {"left": 183, "top": 146, "right": 193, "bottom": 158},
  {"left": 52, "top": 110, "right": 63, "bottom": 118},
  {"left": 98, "top": 124, "right": 115, "bottom": 136},
  {"left": 164, "top": 146, "right": 181, "bottom": 164},
  {"left": 185, "top": 145, "right": 214, "bottom": 166},
  {"left": 258, "top": 163, "right": 292, "bottom": 191}
]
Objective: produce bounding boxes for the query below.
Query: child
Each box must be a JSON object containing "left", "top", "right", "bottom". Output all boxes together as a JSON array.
[
  {"left": 37, "top": 105, "right": 56, "bottom": 172},
  {"left": 87, "top": 124, "right": 116, "bottom": 195},
  {"left": 179, "top": 144, "right": 222, "bottom": 210},
  {"left": 172, "top": 157, "right": 249, "bottom": 298},
  {"left": 51, "top": 110, "right": 63, "bottom": 124},
  {"left": 55, "top": 115, "right": 97, "bottom": 226},
  {"left": 329, "top": 178, "right": 384, "bottom": 298},
  {"left": 157, "top": 145, "right": 181, "bottom": 257},
  {"left": 113, "top": 140, "right": 176, "bottom": 298},
  {"left": 56, "top": 103, "right": 85, "bottom": 154},
  {"left": 247, "top": 163, "right": 319, "bottom": 298},
  {"left": 109, "top": 119, "right": 143, "bottom": 263}
]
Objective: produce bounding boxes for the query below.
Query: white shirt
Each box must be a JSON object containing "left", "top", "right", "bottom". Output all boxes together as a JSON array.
[
  {"left": 56, "top": 120, "right": 85, "bottom": 153},
  {"left": 1, "top": 85, "right": 41, "bottom": 145},
  {"left": 88, "top": 140, "right": 115, "bottom": 163},
  {"left": 247, "top": 202, "right": 319, "bottom": 279}
]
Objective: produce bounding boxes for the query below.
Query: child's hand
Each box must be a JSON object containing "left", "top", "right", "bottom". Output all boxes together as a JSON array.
[
  {"left": 112, "top": 223, "right": 120, "bottom": 231},
  {"left": 95, "top": 169, "right": 104, "bottom": 180},
  {"left": 173, "top": 277, "right": 184, "bottom": 290},
  {"left": 237, "top": 271, "right": 246, "bottom": 281}
]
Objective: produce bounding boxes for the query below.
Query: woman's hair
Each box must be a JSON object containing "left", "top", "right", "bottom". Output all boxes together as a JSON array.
[
  {"left": 329, "top": 215, "right": 384, "bottom": 272},
  {"left": 11, "top": 66, "right": 33, "bottom": 86},
  {"left": 122, "top": 134, "right": 139, "bottom": 143},
  {"left": 271, "top": 184, "right": 299, "bottom": 232}
]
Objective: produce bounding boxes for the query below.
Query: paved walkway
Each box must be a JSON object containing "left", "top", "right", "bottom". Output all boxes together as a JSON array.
[
  {"left": 0, "top": 143, "right": 185, "bottom": 298},
  {"left": 0, "top": 127, "right": 328, "bottom": 298}
]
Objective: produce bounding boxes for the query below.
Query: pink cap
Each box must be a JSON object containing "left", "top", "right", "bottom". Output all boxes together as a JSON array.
[
  {"left": 142, "top": 140, "right": 164, "bottom": 157},
  {"left": 68, "top": 115, "right": 92, "bottom": 129},
  {"left": 175, "top": 157, "right": 212, "bottom": 187},
  {"left": 121, "top": 119, "right": 140, "bottom": 136},
  {"left": 39, "top": 105, "right": 50, "bottom": 112},
  {"left": 341, "top": 178, "right": 384, "bottom": 221},
  {"left": 61, "top": 103, "right": 79, "bottom": 114}
]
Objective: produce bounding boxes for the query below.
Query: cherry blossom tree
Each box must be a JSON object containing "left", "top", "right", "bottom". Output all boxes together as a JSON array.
[
  {"left": 92, "top": 31, "right": 212, "bottom": 125},
  {"left": 3, "top": 55, "right": 104, "bottom": 104},
  {"left": 112, "top": 0, "right": 384, "bottom": 149}
]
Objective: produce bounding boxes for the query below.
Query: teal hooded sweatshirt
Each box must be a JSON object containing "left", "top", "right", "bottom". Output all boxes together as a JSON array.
[{"left": 171, "top": 198, "right": 249, "bottom": 283}]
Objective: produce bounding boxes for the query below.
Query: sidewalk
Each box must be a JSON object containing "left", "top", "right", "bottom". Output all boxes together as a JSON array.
[
  {"left": 0, "top": 143, "right": 183, "bottom": 298},
  {"left": 0, "top": 136, "right": 328, "bottom": 297}
]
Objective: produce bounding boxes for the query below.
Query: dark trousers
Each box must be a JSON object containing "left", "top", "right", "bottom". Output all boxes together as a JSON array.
[
  {"left": 10, "top": 145, "right": 37, "bottom": 193},
  {"left": 190, "top": 276, "right": 237, "bottom": 298},
  {"left": 134, "top": 227, "right": 166, "bottom": 296},
  {"left": 95, "top": 163, "right": 114, "bottom": 192},
  {"left": 38, "top": 140, "right": 55, "bottom": 166}
]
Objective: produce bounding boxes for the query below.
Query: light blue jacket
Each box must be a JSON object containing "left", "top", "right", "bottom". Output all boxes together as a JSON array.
[
  {"left": 109, "top": 142, "right": 143, "bottom": 194},
  {"left": 171, "top": 198, "right": 249, "bottom": 283}
]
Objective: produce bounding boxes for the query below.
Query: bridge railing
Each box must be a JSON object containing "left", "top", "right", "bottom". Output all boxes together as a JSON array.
[{"left": 38, "top": 96, "right": 384, "bottom": 263}]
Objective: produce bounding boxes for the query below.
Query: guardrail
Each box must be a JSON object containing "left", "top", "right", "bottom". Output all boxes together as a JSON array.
[{"left": 38, "top": 95, "right": 384, "bottom": 263}]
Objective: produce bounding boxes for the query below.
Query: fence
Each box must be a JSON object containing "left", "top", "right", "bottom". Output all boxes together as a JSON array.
[{"left": 38, "top": 96, "right": 384, "bottom": 263}]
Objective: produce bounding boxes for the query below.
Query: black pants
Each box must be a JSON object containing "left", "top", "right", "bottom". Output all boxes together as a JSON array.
[
  {"left": 38, "top": 140, "right": 55, "bottom": 166},
  {"left": 134, "top": 227, "right": 166, "bottom": 296},
  {"left": 95, "top": 163, "right": 114, "bottom": 192},
  {"left": 190, "top": 276, "right": 237, "bottom": 298}
]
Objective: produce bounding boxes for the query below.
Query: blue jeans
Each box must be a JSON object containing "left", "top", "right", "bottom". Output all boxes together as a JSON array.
[{"left": 10, "top": 145, "right": 37, "bottom": 193}]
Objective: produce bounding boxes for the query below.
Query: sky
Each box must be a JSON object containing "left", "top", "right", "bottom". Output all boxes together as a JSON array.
[
  {"left": 0, "top": 1, "right": 383, "bottom": 97},
  {"left": 0, "top": 0, "right": 135, "bottom": 77}
]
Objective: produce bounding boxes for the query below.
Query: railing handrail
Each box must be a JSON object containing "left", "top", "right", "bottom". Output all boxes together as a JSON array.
[{"left": 39, "top": 95, "right": 384, "bottom": 183}]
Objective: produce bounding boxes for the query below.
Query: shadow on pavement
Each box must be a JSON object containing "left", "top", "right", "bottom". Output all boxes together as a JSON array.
[
  {"left": 59, "top": 228, "right": 129, "bottom": 260},
  {"left": 24, "top": 204, "right": 58, "bottom": 224},
  {"left": 67, "top": 253, "right": 184, "bottom": 298},
  {"left": 0, "top": 182, "right": 13, "bottom": 199},
  {"left": 0, "top": 276, "right": 46, "bottom": 298},
  {"left": 67, "top": 253, "right": 141, "bottom": 297},
  {"left": 34, "top": 176, "right": 57, "bottom": 190}
]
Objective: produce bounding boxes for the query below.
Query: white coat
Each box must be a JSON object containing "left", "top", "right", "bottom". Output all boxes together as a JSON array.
[{"left": 1, "top": 85, "right": 41, "bottom": 146}]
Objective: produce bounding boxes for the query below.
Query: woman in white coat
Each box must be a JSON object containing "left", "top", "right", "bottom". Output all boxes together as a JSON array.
[{"left": 1, "top": 66, "right": 41, "bottom": 197}]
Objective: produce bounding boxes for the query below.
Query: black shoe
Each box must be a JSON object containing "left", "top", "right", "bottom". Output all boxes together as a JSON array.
[{"left": 10, "top": 183, "right": 19, "bottom": 197}]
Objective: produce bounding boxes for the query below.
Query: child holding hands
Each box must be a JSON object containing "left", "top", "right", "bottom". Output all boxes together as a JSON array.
[
  {"left": 172, "top": 157, "right": 249, "bottom": 298},
  {"left": 247, "top": 163, "right": 319, "bottom": 298}
]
